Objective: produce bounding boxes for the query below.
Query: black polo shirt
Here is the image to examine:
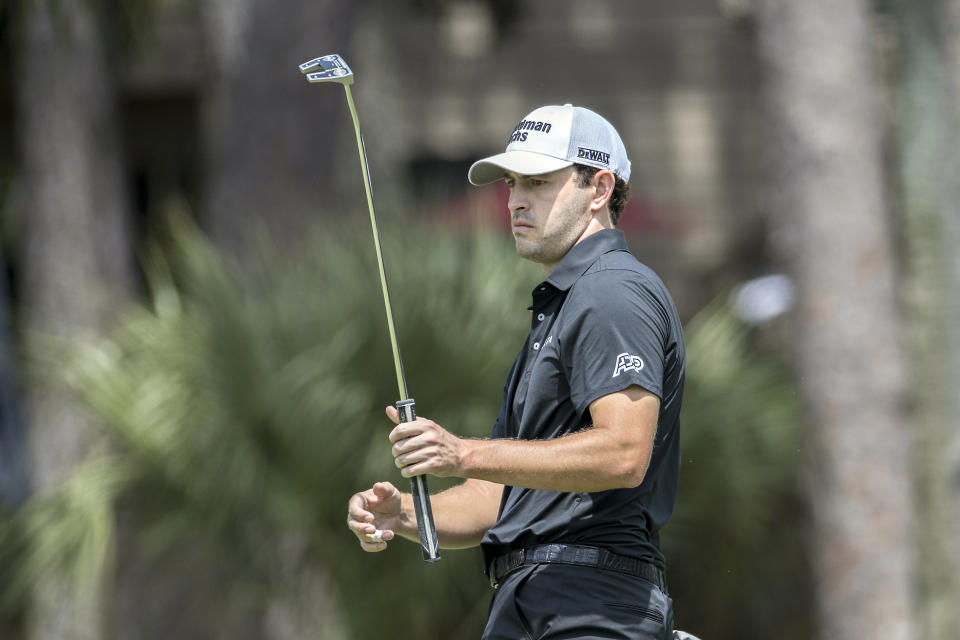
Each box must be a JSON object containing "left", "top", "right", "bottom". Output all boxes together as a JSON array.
[{"left": 481, "top": 229, "right": 685, "bottom": 571}]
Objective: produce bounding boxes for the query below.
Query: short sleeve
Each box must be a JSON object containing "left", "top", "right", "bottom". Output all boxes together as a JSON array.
[
  {"left": 490, "top": 410, "right": 507, "bottom": 439},
  {"left": 559, "top": 271, "right": 669, "bottom": 416}
]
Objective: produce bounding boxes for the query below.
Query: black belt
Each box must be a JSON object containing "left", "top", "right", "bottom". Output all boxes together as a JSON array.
[{"left": 487, "top": 543, "right": 667, "bottom": 593}]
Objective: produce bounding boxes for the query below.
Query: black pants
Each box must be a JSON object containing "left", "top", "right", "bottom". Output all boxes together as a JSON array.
[{"left": 482, "top": 562, "right": 674, "bottom": 640}]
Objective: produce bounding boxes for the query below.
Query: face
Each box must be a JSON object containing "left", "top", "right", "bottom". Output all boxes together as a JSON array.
[{"left": 504, "top": 166, "right": 594, "bottom": 272}]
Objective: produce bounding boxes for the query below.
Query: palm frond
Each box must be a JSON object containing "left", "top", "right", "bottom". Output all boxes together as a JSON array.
[{"left": 10, "top": 218, "right": 807, "bottom": 638}]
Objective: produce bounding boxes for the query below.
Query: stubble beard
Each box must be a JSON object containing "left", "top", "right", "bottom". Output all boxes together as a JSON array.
[{"left": 515, "top": 191, "right": 592, "bottom": 267}]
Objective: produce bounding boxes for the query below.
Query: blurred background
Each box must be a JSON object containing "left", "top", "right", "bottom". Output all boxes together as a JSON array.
[{"left": 0, "top": 0, "right": 958, "bottom": 638}]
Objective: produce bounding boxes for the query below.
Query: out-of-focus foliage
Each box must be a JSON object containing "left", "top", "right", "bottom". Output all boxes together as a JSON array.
[
  {"left": 4, "top": 215, "right": 538, "bottom": 638},
  {"left": 0, "top": 217, "right": 807, "bottom": 638},
  {"left": 665, "top": 303, "right": 808, "bottom": 639}
]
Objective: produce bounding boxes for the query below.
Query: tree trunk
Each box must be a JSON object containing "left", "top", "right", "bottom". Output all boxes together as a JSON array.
[
  {"left": 754, "top": 2, "right": 915, "bottom": 639},
  {"left": 14, "top": 0, "right": 135, "bottom": 636},
  {"left": 937, "top": 4, "right": 960, "bottom": 624},
  {"left": 896, "top": 1, "right": 960, "bottom": 637},
  {"left": 199, "top": 0, "right": 360, "bottom": 257},
  {"left": 0, "top": 242, "right": 27, "bottom": 510}
]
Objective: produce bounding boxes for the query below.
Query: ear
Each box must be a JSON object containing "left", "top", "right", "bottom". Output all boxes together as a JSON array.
[{"left": 589, "top": 170, "right": 616, "bottom": 214}]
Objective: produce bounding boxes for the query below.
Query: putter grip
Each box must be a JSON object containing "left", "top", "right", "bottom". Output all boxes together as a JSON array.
[{"left": 396, "top": 399, "right": 441, "bottom": 563}]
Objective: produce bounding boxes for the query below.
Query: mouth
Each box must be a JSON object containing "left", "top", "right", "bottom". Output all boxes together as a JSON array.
[{"left": 512, "top": 219, "right": 535, "bottom": 234}]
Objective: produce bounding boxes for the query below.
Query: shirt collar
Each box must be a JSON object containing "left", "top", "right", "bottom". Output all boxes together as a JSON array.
[{"left": 543, "top": 229, "right": 629, "bottom": 292}]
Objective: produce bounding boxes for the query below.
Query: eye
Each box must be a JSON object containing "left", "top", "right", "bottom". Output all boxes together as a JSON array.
[
  {"left": 528, "top": 178, "right": 547, "bottom": 187},
  {"left": 504, "top": 178, "right": 515, "bottom": 189}
]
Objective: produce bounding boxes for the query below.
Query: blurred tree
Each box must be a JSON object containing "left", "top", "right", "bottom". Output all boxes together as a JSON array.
[
  {"left": 936, "top": 0, "right": 960, "bottom": 628},
  {"left": 17, "top": 218, "right": 537, "bottom": 639},
  {"left": 12, "top": 0, "right": 136, "bottom": 638},
  {"left": 665, "top": 302, "right": 809, "bottom": 639},
  {"left": 199, "top": 0, "right": 360, "bottom": 257},
  {"left": 194, "top": 2, "right": 370, "bottom": 633},
  {"left": 895, "top": 0, "right": 960, "bottom": 637},
  {"left": 754, "top": 1, "right": 915, "bottom": 639}
]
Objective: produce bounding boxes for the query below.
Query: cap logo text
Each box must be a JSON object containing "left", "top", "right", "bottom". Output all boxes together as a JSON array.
[
  {"left": 612, "top": 352, "right": 644, "bottom": 377},
  {"left": 577, "top": 147, "right": 610, "bottom": 165},
  {"left": 510, "top": 119, "right": 552, "bottom": 143}
]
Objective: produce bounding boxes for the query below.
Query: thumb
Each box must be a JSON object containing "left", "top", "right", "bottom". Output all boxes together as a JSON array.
[
  {"left": 372, "top": 481, "right": 397, "bottom": 499},
  {"left": 385, "top": 405, "right": 401, "bottom": 425}
]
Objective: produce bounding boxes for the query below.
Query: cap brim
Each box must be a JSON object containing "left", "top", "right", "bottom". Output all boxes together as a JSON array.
[{"left": 467, "top": 151, "right": 574, "bottom": 185}]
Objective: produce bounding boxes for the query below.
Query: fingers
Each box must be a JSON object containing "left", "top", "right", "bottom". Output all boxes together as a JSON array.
[
  {"left": 390, "top": 420, "right": 465, "bottom": 478},
  {"left": 358, "top": 528, "right": 396, "bottom": 552},
  {"left": 389, "top": 420, "right": 430, "bottom": 445},
  {"left": 382, "top": 410, "right": 438, "bottom": 475},
  {"left": 391, "top": 434, "right": 433, "bottom": 476},
  {"left": 347, "top": 483, "right": 396, "bottom": 521},
  {"left": 346, "top": 485, "right": 398, "bottom": 553},
  {"left": 392, "top": 446, "right": 432, "bottom": 476},
  {"left": 393, "top": 438, "right": 453, "bottom": 478},
  {"left": 395, "top": 459, "right": 434, "bottom": 479},
  {"left": 389, "top": 423, "right": 440, "bottom": 467},
  {"left": 391, "top": 428, "right": 420, "bottom": 454},
  {"left": 346, "top": 491, "right": 375, "bottom": 533},
  {"left": 385, "top": 408, "right": 435, "bottom": 443}
]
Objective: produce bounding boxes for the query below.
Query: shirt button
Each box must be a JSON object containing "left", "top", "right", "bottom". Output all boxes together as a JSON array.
[
  {"left": 537, "top": 313, "right": 545, "bottom": 321},
  {"left": 533, "top": 342, "right": 540, "bottom": 350}
]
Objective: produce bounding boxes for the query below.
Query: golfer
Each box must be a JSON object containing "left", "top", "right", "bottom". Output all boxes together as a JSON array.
[{"left": 347, "top": 104, "right": 685, "bottom": 640}]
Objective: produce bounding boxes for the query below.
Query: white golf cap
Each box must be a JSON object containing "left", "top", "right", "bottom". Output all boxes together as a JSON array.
[{"left": 468, "top": 104, "right": 631, "bottom": 185}]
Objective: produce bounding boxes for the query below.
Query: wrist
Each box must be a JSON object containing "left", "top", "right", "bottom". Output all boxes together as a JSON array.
[
  {"left": 458, "top": 438, "right": 484, "bottom": 478},
  {"left": 397, "top": 491, "right": 419, "bottom": 539}
]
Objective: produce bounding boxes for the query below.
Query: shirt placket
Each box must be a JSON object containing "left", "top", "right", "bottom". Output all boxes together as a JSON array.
[{"left": 528, "top": 284, "right": 561, "bottom": 359}]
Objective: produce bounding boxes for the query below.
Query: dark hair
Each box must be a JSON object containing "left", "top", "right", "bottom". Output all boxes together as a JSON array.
[{"left": 572, "top": 164, "right": 630, "bottom": 226}]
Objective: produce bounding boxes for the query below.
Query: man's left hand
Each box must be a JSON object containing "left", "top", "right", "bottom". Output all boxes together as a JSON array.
[{"left": 386, "top": 406, "right": 467, "bottom": 478}]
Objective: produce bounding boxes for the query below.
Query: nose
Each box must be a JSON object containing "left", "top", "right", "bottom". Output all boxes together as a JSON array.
[{"left": 508, "top": 186, "right": 528, "bottom": 215}]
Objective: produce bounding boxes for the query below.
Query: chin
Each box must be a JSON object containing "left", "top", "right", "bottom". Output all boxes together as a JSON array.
[
  {"left": 515, "top": 241, "right": 539, "bottom": 260},
  {"left": 515, "top": 247, "right": 552, "bottom": 267}
]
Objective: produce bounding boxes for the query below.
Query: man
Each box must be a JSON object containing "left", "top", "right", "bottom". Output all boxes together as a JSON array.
[{"left": 347, "top": 104, "right": 685, "bottom": 640}]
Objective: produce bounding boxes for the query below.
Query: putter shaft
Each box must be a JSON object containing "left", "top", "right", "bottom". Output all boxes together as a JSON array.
[
  {"left": 342, "top": 84, "right": 409, "bottom": 401},
  {"left": 335, "top": 73, "right": 440, "bottom": 563}
]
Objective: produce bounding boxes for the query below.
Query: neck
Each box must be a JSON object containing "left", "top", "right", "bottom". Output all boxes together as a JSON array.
[{"left": 541, "top": 217, "right": 611, "bottom": 275}]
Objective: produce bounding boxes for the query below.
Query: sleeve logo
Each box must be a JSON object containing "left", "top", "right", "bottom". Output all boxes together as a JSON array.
[{"left": 612, "top": 352, "right": 644, "bottom": 377}]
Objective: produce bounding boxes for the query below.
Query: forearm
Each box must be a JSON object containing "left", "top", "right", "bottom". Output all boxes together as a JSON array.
[
  {"left": 460, "top": 427, "right": 650, "bottom": 492},
  {"left": 395, "top": 478, "right": 502, "bottom": 549},
  {"left": 389, "top": 387, "right": 658, "bottom": 496}
]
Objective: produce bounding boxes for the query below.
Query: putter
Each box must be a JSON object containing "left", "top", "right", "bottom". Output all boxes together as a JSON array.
[{"left": 300, "top": 54, "right": 440, "bottom": 563}]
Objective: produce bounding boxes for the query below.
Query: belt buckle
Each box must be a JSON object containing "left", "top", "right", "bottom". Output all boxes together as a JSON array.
[
  {"left": 489, "top": 548, "right": 526, "bottom": 590},
  {"left": 489, "top": 555, "right": 505, "bottom": 590}
]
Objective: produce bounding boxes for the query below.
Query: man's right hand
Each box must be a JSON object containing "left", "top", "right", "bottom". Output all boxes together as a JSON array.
[{"left": 347, "top": 481, "right": 405, "bottom": 552}]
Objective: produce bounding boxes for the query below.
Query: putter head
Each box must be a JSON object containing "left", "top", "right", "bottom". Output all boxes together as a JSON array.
[{"left": 299, "top": 54, "right": 353, "bottom": 85}]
